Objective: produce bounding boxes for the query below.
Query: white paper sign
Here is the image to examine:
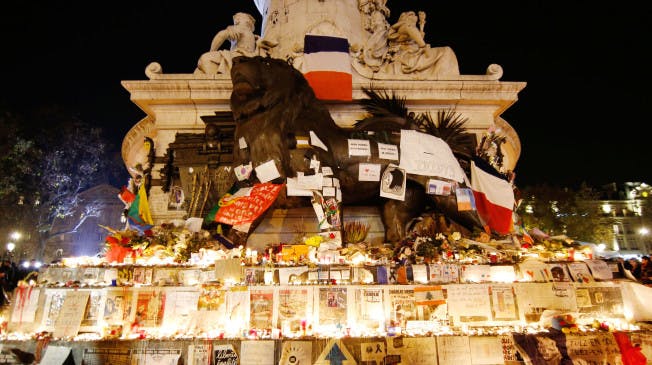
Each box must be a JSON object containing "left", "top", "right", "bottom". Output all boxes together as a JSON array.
[
  {"left": 255, "top": 160, "right": 281, "bottom": 183},
  {"left": 585, "top": 259, "right": 613, "bottom": 281},
  {"left": 185, "top": 217, "right": 203, "bottom": 232},
  {"left": 239, "top": 137, "right": 248, "bottom": 149},
  {"left": 188, "top": 344, "right": 211, "bottom": 365},
  {"left": 348, "top": 139, "right": 371, "bottom": 156},
  {"left": 297, "top": 172, "right": 323, "bottom": 190},
  {"left": 358, "top": 163, "right": 381, "bottom": 181},
  {"left": 469, "top": 336, "right": 505, "bottom": 364},
  {"left": 310, "top": 131, "right": 328, "bottom": 151},
  {"left": 399, "top": 129, "right": 466, "bottom": 182},
  {"left": 567, "top": 262, "right": 595, "bottom": 283},
  {"left": 240, "top": 341, "right": 275, "bottom": 365},
  {"left": 54, "top": 290, "right": 90, "bottom": 338},
  {"left": 39, "top": 346, "right": 71, "bottom": 365},
  {"left": 132, "top": 349, "right": 181, "bottom": 365},
  {"left": 321, "top": 166, "right": 333, "bottom": 176},
  {"left": 377, "top": 142, "right": 399, "bottom": 160},
  {"left": 286, "top": 177, "right": 314, "bottom": 197},
  {"left": 437, "top": 336, "right": 473, "bottom": 364},
  {"left": 446, "top": 284, "right": 492, "bottom": 323}
]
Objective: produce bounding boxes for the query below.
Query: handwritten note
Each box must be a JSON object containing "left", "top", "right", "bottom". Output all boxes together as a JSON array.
[
  {"left": 446, "top": 284, "right": 492, "bottom": 323},
  {"left": 348, "top": 139, "right": 371, "bottom": 156},
  {"left": 240, "top": 341, "right": 275, "bottom": 365},
  {"left": 437, "top": 336, "right": 472, "bottom": 364},
  {"left": 377, "top": 142, "right": 399, "bottom": 160},
  {"left": 54, "top": 290, "right": 89, "bottom": 338}
]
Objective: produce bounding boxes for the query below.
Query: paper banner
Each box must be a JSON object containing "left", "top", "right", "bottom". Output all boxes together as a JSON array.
[
  {"left": 399, "top": 129, "right": 466, "bottom": 182},
  {"left": 214, "top": 183, "right": 282, "bottom": 226}
]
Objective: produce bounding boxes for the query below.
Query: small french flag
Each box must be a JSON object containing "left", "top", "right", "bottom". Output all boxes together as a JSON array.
[{"left": 303, "top": 34, "right": 352, "bottom": 101}]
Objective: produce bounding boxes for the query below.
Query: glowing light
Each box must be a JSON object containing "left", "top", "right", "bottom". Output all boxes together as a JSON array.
[
  {"left": 601, "top": 203, "right": 612, "bottom": 214},
  {"left": 640, "top": 227, "right": 649, "bottom": 235},
  {"left": 10, "top": 232, "right": 21, "bottom": 241}
]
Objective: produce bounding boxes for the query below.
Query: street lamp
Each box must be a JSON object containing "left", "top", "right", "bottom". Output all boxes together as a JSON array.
[{"left": 10, "top": 231, "right": 21, "bottom": 241}]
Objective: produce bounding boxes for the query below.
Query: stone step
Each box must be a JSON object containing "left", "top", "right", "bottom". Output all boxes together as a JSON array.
[{"left": 246, "top": 206, "right": 385, "bottom": 251}]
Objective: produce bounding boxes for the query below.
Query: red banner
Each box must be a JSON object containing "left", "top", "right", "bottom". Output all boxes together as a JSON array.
[{"left": 214, "top": 183, "right": 283, "bottom": 226}]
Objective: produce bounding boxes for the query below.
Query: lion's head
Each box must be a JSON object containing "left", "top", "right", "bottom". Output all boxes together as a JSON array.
[
  {"left": 230, "top": 56, "right": 319, "bottom": 122},
  {"left": 229, "top": 56, "right": 344, "bottom": 179}
]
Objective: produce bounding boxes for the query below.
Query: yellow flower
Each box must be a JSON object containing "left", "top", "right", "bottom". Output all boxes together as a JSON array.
[{"left": 304, "top": 235, "right": 323, "bottom": 247}]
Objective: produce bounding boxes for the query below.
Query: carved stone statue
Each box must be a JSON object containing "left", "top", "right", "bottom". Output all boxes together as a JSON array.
[
  {"left": 358, "top": 0, "right": 390, "bottom": 71},
  {"left": 354, "top": 10, "right": 460, "bottom": 79},
  {"left": 194, "top": 12, "right": 260, "bottom": 75}
]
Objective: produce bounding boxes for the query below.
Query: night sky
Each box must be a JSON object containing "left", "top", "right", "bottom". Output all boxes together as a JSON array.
[{"left": 1, "top": 1, "right": 651, "bottom": 189}]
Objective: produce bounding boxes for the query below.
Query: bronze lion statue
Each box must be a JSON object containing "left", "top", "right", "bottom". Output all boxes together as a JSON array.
[{"left": 228, "top": 55, "right": 484, "bottom": 245}]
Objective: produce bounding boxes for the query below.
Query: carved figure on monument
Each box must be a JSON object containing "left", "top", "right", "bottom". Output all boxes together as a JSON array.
[
  {"left": 358, "top": 0, "right": 391, "bottom": 71},
  {"left": 383, "top": 10, "right": 459, "bottom": 77},
  {"left": 354, "top": 9, "right": 460, "bottom": 79},
  {"left": 194, "top": 12, "right": 261, "bottom": 75}
]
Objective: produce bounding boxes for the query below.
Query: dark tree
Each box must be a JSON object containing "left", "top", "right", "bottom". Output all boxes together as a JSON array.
[{"left": 0, "top": 105, "right": 124, "bottom": 259}]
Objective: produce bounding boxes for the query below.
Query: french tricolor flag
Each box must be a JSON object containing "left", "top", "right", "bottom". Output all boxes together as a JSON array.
[
  {"left": 470, "top": 158, "right": 515, "bottom": 235},
  {"left": 303, "top": 34, "right": 352, "bottom": 101}
]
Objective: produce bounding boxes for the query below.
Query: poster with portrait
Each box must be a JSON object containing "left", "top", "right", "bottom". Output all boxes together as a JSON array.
[
  {"left": 134, "top": 288, "right": 166, "bottom": 328},
  {"left": 546, "top": 263, "right": 571, "bottom": 282},
  {"left": 188, "top": 283, "right": 226, "bottom": 334},
  {"left": 388, "top": 286, "right": 416, "bottom": 327},
  {"left": 317, "top": 286, "right": 348, "bottom": 329},
  {"left": 566, "top": 261, "right": 595, "bottom": 283},
  {"left": 103, "top": 288, "right": 134, "bottom": 325},
  {"left": 380, "top": 164, "right": 406, "bottom": 201}
]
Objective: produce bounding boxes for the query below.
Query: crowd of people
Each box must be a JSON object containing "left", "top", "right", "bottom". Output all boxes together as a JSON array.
[
  {"left": 0, "top": 259, "right": 39, "bottom": 307},
  {"left": 622, "top": 256, "right": 652, "bottom": 284}
]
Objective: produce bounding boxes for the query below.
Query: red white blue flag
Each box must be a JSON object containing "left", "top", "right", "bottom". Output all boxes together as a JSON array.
[
  {"left": 470, "top": 158, "right": 515, "bottom": 235},
  {"left": 303, "top": 34, "right": 352, "bottom": 101}
]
